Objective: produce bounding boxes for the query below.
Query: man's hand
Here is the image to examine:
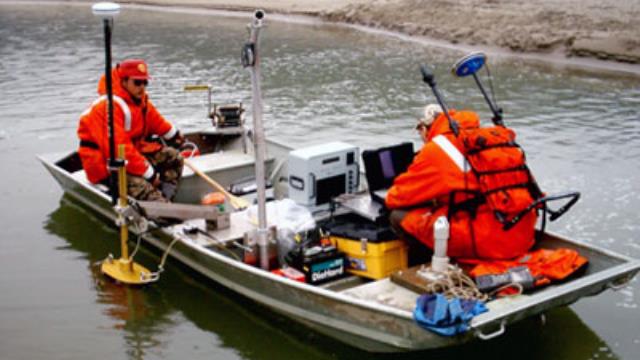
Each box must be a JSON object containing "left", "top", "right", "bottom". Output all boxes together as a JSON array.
[
  {"left": 169, "top": 131, "right": 185, "bottom": 148},
  {"left": 151, "top": 173, "right": 162, "bottom": 188}
]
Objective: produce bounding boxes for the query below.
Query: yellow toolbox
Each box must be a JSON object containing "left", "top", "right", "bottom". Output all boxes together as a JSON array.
[{"left": 329, "top": 235, "right": 408, "bottom": 280}]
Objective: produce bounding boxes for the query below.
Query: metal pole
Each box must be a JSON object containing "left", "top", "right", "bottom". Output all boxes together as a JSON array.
[
  {"left": 93, "top": 2, "right": 121, "bottom": 205},
  {"left": 118, "top": 145, "right": 130, "bottom": 262},
  {"left": 245, "top": 10, "right": 269, "bottom": 269},
  {"left": 420, "top": 64, "right": 459, "bottom": 136},
  {"left": 95, "top": 2, "right": 154, "bottom": 285},
  {"left": 103, "top": 18, "right": 119, "bottom": 205},
  {"left": 471, "top": 72, "right": 503, "bottom": 126}
]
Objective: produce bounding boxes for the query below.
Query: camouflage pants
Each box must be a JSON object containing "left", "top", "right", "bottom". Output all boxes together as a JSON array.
[{"left": 128, "top": 146, "right": 184, "bottom": 202}]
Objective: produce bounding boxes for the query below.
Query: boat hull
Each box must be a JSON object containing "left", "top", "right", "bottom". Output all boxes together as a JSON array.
[{"left": 38, "top": 149, "right": 640, "bottom": 352}]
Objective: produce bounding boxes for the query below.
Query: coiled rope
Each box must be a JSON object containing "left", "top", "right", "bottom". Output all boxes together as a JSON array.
[
  {"left": 420, "top": 265, "right": 488, "bottom": 301},
  {"left": 419, "top": 265, "right": 523, "bottom": 301}
]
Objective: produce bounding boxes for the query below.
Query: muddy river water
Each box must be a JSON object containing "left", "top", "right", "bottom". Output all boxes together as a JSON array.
[{"left": 0, "top": 3, "right": 639, "bottom": 359}]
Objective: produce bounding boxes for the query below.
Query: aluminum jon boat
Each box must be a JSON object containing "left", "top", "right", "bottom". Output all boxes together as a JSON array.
[{"left": 38, "top": 123, "right": 640, "bottom": 352}]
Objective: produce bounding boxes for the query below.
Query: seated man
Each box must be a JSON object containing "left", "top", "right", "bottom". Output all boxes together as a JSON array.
[
  {"left": 386, "top": 104, "right": 536, "bottom": 261},
  {"left": 77, "top": 59, "right": 184, "bottom": 202}
]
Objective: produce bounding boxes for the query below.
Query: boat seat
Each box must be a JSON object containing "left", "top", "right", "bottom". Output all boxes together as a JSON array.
[
  {"left": 182, "top": 150, "right": 271, "bottom": 177},
  {"left": 70, "top": 150, "right": 274, "bottom": 205},
  {"left": 176, "top": 150, "right": 275, "bottom": 204},
  {"left": 69, "top": 150, "right": 267, "bottom": 181}
]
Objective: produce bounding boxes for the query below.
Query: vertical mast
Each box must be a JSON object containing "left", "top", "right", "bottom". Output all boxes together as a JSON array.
[
  {"left": 93, "top": 2, "right": 121, "bottom": 205},
  {"left": 244, "top": 10, "right": 269, "bottom": 269}
]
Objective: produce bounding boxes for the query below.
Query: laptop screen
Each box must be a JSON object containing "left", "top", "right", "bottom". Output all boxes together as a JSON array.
[
  {"left": 379, "top": 149, "right": 396, "bottom": 180},
  {"left": 362, "top": 142, "right": 415, "bottom": 194}
]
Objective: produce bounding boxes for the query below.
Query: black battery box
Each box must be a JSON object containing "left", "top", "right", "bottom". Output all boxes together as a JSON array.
[{"left": 286, "top": 245, "right": 346, "bottom": 285}]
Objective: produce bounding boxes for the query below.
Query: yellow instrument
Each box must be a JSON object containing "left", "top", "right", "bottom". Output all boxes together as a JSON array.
[{"left": 101, "top": 145, "right": 155, "bottom": 285}]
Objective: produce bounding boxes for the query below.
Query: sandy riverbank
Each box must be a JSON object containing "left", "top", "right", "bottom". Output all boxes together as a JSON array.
[
  {"left": 117, "top": 0, "right": 640, "bottom": 65},
  {"left": 324, "top": 0, "right": 640, "bottom": 64}
]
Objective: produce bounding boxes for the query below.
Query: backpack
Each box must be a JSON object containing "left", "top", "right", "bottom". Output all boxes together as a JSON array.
[{"left": 453, "top": 124, "right": 579, "bottom": 233}]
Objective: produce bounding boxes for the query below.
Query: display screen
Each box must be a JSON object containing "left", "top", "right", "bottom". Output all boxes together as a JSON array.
[
  {"left": 379, "top": 150, "right": 395, "bottom": 179},
  {"left": 316, "top": 174, "right": 346, "bottom": 205}
]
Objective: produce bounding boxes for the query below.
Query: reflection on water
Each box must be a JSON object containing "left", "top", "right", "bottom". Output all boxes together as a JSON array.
[
  {"left": 45, "top": 198, "right": 173, "bottom": 359},
  {"left": 95, "top": 276, "right": 167, "bottom": 359},
  {"left": 0, "top": 2, "right": 639, "bottom": 359}
]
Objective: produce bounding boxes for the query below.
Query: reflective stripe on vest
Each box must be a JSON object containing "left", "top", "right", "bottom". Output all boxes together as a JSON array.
[
  {"left": 433, "top": 135, "right": 470, "bottom": 172},
  {"left": 81, "top": 95, "right": 132, "bottom": 131}
]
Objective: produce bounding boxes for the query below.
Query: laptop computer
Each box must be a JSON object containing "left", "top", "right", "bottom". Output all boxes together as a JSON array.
[{"left": 362, "top": 142, "right": 415, "bottom": 204}]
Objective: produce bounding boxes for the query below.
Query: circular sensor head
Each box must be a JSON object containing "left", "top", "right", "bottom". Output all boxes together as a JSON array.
[
  {"left": 92, "top": 2, "right": 121, "bottom": 18},
  {"left": 452, "top": 52, "right": 487, "bottom": 77}
]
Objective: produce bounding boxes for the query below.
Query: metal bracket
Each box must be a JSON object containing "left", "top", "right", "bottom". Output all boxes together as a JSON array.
[
  {"left": 360, "top": 237, "right": 368, "bottom": 253},
  {"left": 107, "top": 158, "right": 126, "bottom": 171},
  {"left": 608, "top": 275, "right": 633, "bottom": 291},
  {"left": 113, "top": 203, "right": 148, "bottom": 231},
  {"left": 141, "top": 270, "right": 161, "bottom": 283},
  {"left": 241, "top": 42, "right": 255, "bottom": 67},
  {"left": 475, "top": 320, "right": 506, "bottom": 340}
]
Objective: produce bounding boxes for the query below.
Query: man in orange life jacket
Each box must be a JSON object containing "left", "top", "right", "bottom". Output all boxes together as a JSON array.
[
  {"left": 77, "top": 59, "right": 184, "bottom": 202},
  {"left": 386, "top": 105, "right": 536, "bottom": 262}
]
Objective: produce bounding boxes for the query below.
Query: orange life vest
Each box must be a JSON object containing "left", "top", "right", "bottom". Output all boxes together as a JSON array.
[
  {"left": 386, "top": 110, "right": 537, "bottom": 260},
  {"left": 458, "top": 125, "right": 540, "bottom": 229},
  {"left": 77, "top": 69, "right": 177, "bottom": 183},
  {"left": 468, "top": 248, "right": 588, "bottom": 287}
]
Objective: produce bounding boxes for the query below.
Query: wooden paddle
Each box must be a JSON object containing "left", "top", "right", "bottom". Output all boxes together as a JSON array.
[{"left": 183, "top": 158, "right": 249, "bottom": 210}]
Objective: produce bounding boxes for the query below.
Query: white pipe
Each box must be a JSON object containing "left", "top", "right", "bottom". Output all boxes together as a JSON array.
[
  {"left": 431, "top": 216, "right": 450, "bottom": 272},
  {"left": 246, "top": 10, "right": 269, "bottom": 270}
]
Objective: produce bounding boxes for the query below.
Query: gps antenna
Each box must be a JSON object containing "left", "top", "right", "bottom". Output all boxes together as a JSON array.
[{"left": 451, "top": 52, "right": 504, "bottom": 126}]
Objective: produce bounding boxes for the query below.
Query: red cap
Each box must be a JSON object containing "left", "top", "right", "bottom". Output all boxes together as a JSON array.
[{"left": 117, "top": 59, "right": 151, "bottom": 80}]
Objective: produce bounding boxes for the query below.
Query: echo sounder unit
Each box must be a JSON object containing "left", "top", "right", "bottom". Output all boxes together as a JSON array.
[{"left": 288, "top": 142, "right": 359, "bottom": 209}]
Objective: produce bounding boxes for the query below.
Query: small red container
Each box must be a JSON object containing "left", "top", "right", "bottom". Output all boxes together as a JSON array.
[{"left": 271, "top": 267, "right": 306, "bottom": 283}]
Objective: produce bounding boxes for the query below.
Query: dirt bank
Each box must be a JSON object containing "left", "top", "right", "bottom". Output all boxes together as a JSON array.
[
  {"left": 322, "top": 0, "right": 640, "bottom": 64},
  {"left": 70, "top": 0, "right": 640, "bottom": 64}
]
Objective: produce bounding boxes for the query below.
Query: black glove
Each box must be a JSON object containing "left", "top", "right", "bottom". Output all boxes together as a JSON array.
[{"left": 168, "top": 131, "right": 185, "bottom": 148}]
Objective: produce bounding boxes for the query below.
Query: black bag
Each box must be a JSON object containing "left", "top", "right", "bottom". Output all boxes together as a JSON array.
[{"left": 322, "top": 214, "right": 396, "bottom": 243}]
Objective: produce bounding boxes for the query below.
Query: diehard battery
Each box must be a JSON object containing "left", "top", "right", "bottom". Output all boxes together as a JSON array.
[{"left": 287, "top": 245, "right": 346, "bottom": 285}]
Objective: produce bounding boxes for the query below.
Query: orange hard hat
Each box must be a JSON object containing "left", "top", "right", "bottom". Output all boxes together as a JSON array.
[{"left": 117, "top": 59, "right": 151, "bottom": 80}]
